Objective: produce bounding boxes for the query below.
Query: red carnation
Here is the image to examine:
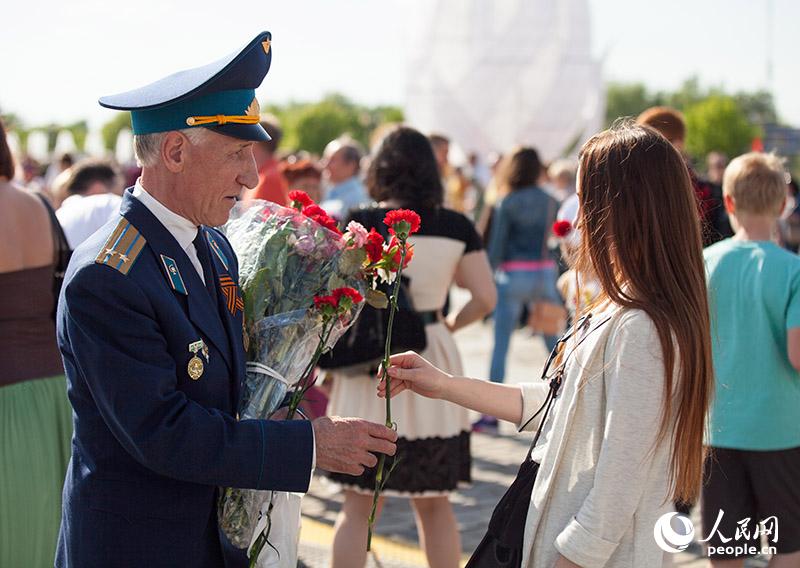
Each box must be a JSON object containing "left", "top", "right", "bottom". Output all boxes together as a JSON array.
[
  {"left": 302, "top": 204, "right": 326, "bottom": 218},
  {"left": 333, "top": 287, "right": 364, "bottom": 306},
  {"left": 313, "top": 295, "right": 337, "bottom": 311},
  {"left": 289, "top": 190, "right": 314, "bottom": 210},
  {"left": 317, "top": 214, "right": 342, "bottom": 235},
  {"left": 552, "top": 220, "right": 573, "bottom": 238},
  {"left": 302, "top": 205, "right": 342, "bottom": 235},
  {"left": 365, "top": 229, "right": 385, "bottom": 263},
  {"left": 387, "top": 237, "right": 414, "bottom": 270},
  {"left": 384, "top": 209, "right": 421, "bottom": 238}
]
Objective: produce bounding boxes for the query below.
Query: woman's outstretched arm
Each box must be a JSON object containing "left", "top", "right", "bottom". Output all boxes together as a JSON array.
[{"left": 379, "top": 351, "right": 524, "bottom": 424}]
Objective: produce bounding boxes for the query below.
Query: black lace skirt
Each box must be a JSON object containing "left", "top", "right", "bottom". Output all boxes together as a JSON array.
[{"left": 326, "top": 431, "right": 471, "bottom": 495}]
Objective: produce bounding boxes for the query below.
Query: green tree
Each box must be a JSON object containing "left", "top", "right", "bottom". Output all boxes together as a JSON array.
[
  {"left": 292, "top": 96, "right": 362, "bottom": 154},
  {"left": 0, "top": 111, "right": 23, "bottom": 131},
  {"left": 268, "top": 96, "right": 359, "bottom": 153},
  {"left": 684, "top": 95, "right": 759, "bottom": 160},
  {"left": 43, "top": 124, "right": 61, "bottom": 153},
  {"left": 101, "top": 113, "right": 132, "bottom": 151},
  {"left": 66, "top": 121, "right": 89, "bottom": 152},
  {"left": 267, "top": 94, "right": 403, "bottom": 154},
  {"left": 659, "top": 77, "right": 708, "bottom": 110},
  {"left": 0, "top": 112, "right": 28, "bottom": 153},
  {"left": 604, "top": 82, "right": 659, "bottom": 126},
  {"left": 733, "top": 90, "right": 777, "bottom": 125}
]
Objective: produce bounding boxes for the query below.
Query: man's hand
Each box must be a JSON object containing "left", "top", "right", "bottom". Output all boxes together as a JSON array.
[{"left": 312, "top": 416, "right": 398, "bottom": 475}]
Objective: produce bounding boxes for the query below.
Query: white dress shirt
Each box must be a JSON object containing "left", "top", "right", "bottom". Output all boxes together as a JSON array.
[
  {"left": 57, "top": 193, "right": 123, "bottom": 249},
  {"left": 132, "top": 180, "right": 205, "bottom": 284}
]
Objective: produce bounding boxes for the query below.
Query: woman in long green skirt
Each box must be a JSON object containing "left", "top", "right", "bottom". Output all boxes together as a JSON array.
[{"left": 0, "top": 118, "right": 73, "bottom": 567}]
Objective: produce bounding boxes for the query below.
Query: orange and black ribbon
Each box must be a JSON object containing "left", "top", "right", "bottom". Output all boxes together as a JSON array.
[{"left": 219, "top": 274, "right": 244, "bottom": 316}]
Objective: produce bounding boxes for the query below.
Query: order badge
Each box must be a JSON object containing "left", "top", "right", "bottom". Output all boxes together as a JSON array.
[{"left": 188, "top": 340, "right": 206, "bottom": 380}]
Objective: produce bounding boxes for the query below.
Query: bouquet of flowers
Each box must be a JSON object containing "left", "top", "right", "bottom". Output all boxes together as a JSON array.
[
  {"left": 217, "top": 192, "right": 419, "bottom": 567},
  {"left": 218, "top": 192, "right": 370, "bottom": 567}
]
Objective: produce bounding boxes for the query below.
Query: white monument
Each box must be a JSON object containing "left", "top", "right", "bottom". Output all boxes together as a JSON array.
[{"left": 405, "top": 0, "right": 604, "bottom": 161}]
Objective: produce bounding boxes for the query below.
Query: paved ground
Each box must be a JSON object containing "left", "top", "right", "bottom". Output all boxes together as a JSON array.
[{"left": 297, "top": 291, "right": 770, "bottom": 567}]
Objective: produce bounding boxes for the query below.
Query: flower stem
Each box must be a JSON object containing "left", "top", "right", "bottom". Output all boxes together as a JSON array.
[
  {"left": 367, "top": 240, "right": 408, "bottom": 551},
  {"left": 286, "top": 320, "right": 334, "bottom": 420},
  {"left": 249, "top": 320, "right": 335, "bottom": 566}
]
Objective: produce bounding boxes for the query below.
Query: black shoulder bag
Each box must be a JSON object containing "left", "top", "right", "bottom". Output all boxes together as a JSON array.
[
  {"left": 317, "top": 274, "right": 427, "bottom": 370},
  {"left": 317, "top": 208, "right": 427, "bottom": 371},
  {"left": 466, "top": 313, "right": 611, "bottom": 568}
]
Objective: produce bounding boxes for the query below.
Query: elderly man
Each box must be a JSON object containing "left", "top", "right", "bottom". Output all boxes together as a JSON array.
[
  {"left": 55, "top": 32, "right": 396, "bottom": 568},
  {"left": 320, "top": 135, "right": 369, "bottom": 219}
]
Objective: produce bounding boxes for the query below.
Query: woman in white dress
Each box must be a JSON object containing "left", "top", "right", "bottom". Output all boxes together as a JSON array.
[{"left": 326, "top": 126, "right": 496, "bottom": 568}]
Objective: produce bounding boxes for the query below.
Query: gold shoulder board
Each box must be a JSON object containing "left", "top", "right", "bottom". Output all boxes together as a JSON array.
[{"left": 94, "top": 218, "right": 147, "bottom": 275}]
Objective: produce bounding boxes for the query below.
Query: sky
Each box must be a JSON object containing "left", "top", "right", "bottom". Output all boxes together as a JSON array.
[{"left": 2, "top": 0, "right": 798, "bottom": 131}]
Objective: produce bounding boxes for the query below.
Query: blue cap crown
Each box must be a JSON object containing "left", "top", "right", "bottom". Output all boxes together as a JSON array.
[{"left": 99, "top": 32, "right": 273, "bottom": 141}]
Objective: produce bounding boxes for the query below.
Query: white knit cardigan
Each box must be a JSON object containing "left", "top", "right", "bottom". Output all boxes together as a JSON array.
[{"left": 517, "top": 308, "right": 676, "bottom": 568}]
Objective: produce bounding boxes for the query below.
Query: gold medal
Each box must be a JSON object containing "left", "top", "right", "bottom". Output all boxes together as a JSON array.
[
  {"left": 187, "top": 340, "right": 206, "bottom": 380},
  {"left": 188, "top": 356, "right": 204, "bottom": 380}
]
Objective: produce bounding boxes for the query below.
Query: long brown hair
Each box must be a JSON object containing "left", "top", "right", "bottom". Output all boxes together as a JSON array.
[
  {"left": 0, "top": 118, "right": 15, "bottom": 180},
  {"left": 496, "top": 146, "right": 542, "bottom": 194},
  {"left": 575, "top": 122, "right": 712, "bottom": 503}
]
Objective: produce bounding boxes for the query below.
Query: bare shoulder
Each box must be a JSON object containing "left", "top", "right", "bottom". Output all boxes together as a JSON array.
[
  {"left": 0, "top": 184, "right": 50, "bottom": 221},
  {"left": 0, "top": 183, "right": 53, "bottom": 270}
]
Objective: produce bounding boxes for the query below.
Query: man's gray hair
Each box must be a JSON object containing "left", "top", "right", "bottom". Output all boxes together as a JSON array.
[
  {"left": 133, "top": 128, "right": 209, "bottom": 167},
  {"left": 324, "top": 135, "right": 364, "bottom": 173}
]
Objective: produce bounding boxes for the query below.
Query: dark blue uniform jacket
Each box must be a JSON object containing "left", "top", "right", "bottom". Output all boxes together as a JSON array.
[{"left": 55, "top": 190, "right": 313, "bottom": 567}]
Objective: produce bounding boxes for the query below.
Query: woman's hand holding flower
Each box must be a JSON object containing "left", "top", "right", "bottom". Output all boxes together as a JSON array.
[{"left": 377, "top": 351, "right": 451, "bottom": 400}]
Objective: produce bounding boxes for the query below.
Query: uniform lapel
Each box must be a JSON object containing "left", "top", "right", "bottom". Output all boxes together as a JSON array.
[
  {"left": 120, "top": 191, "right": 233, "bottom": 373},
  {"left": 202, "top": 228, "right": 245, "bottom": 403}
]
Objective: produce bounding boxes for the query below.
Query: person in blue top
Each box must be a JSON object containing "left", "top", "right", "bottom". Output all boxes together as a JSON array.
[
  {"left": 486, "top": 147, "right": 561, "bottom": 386},
  {"left": 320, "top": 135, "right": 370, "bottom": 220},
  {"left": 703, "top": 151, "right": 800, "bottom": 566},
  {"left": 55, "top": 32, "right": 396, "bottom": 568}
]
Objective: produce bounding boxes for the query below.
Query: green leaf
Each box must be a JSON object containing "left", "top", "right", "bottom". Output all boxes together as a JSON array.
[{"left": 366, "top": 289, "right": 389, "bottom": 309}]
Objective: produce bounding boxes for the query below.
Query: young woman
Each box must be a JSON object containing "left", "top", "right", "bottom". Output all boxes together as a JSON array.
[
  {"left": 379, "top": 123, "right": 713, "bottom": 568},
  {"left": 0, "top": 118, "right": 73, "bottom": 567},
  {"left": 486, "top": 147, "right": 561, "bottom": 384},
  {"left": 326, "top": 126, "right": 496, "bottom": 568}
]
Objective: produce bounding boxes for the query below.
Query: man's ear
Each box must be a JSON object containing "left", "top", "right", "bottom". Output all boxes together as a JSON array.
[
  {"left": 724, "top": 193, "right": 735, "bottom": 214},
  {"left": 161, "top": 131, "right": 187, "bottom": 173}
]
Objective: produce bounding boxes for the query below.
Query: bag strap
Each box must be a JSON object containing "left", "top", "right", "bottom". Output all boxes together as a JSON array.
[
  {"left": 35, "top": 192, "right": 70, "bottom": 272},
  {"left": 35, "top": 192, "right": 71, "bottom": 274},
  {"left": 521, "top": 312, "right": 613, "bottom": 461}
]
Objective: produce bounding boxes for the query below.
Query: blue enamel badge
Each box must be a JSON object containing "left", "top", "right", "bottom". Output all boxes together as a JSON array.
[
  {"left": 206, "top": 232, "right": 230, "bottom": 271},
  {"left": 160, "top": 255, "right": 188, "bottom": 295}
]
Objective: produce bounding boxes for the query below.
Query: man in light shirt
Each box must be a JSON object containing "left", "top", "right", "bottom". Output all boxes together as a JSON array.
[
  {"left": 320, "top": 135, "right": 369, "bottom": 220},
  {"left": 56, "top": 158, "right": 123, "bottom": 249}
]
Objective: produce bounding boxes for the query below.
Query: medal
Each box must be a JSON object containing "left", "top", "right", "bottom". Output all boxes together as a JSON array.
[
  {"left": 187, "top": 356, "right": 204, "bottom": 380},
  {"left": 188, "top": 340, "right": 207, "bottom": 380}
]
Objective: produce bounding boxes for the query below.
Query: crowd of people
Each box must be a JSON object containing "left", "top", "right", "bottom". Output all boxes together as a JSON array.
[{"left": 2, "top": 34, "right": 800, "bottom": 568}]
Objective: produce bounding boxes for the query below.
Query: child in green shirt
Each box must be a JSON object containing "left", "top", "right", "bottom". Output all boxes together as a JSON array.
[{"left": 703, "top": 152, "right": 800, "bottom": 565}]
